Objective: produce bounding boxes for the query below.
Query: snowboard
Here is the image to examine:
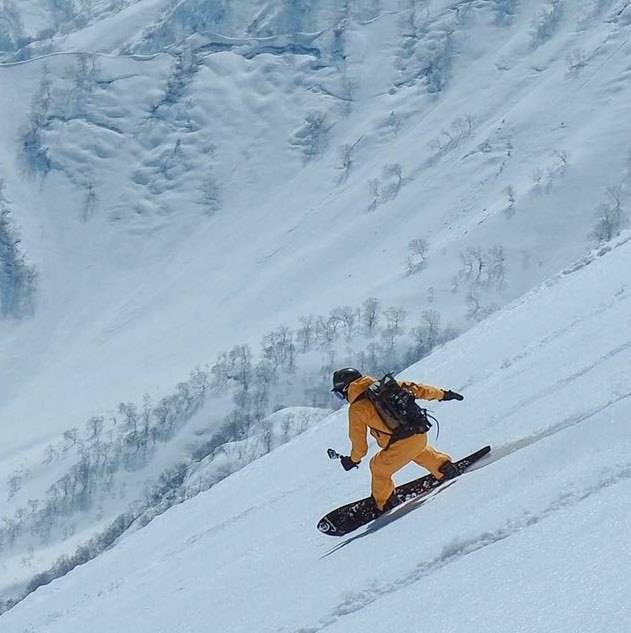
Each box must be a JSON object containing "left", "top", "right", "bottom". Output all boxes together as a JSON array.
[{"left": 317, "top": 445, "right": 491, "bottom": 537}]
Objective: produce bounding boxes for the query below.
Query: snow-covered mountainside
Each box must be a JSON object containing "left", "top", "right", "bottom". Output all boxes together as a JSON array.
[
  {"left": 1, "top": 0, "right": 630, "bottom": 622},
  {"left": 3, "top": 227, "right": 631, "bottom": 633}
]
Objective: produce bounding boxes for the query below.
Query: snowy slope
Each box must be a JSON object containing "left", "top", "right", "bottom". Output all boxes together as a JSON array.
[
  {"left": 1, "top": 0, "right": 631, "bottom": 617},
  {"left": 2, "top": 1, "right": 630, "bottom": 448},
  {"left": 2, "top": 229, "right": 630, "bottom": 633}
]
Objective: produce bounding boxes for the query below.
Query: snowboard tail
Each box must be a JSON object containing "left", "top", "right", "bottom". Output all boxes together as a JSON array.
[{"left": 317, "top": 445, "right": 490, "bottom": 537}]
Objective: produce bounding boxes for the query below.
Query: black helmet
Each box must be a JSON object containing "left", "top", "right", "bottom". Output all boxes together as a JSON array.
[{"left": 331, "top": 368, "right": 362, "bottom": 399}]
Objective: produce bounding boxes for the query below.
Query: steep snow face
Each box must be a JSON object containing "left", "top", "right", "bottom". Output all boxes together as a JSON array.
[
  {"left": 1, "top": 0, "right": 631, "bottom": 618},
  {"left": 2, "top": 231, "right": 630, "bottom": 633},
  {"left": 2, "top": 1, "right": 630, "bottom": 447}
]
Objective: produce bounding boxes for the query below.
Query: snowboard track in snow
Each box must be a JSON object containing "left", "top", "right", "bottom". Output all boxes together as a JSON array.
[
  {"left": 303, "top": 462, "right": 631, "bottom": 633},
  {"left": 479, "top": 389, "right": 631, "bottom": 469}
]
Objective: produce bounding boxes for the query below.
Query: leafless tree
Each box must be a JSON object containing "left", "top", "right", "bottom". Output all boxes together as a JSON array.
[
  {"left": 336, "top": 136, "right": 362, "bottom": 184},
  {"left": 566, "top": 48, "right": 587, "bottom": 77},
  {"left": 361, "top": 297, "right": 381, "bottom": 336},
  {"left": 406, "top": 238, "right": 429, "bottom": 274},
  {"left": 591, "top": 185, "right": 626, "bottom": 243}
]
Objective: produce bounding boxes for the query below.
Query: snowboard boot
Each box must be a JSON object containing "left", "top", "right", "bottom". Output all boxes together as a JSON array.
[
  {"left": 377, "top": 492, "right": 402, "bottom": 515},
  {"left": 438, "top": 460, "right": 459, "bottom": 481}
]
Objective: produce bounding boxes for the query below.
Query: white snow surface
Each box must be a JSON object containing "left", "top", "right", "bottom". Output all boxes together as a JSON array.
[
  {"left": 3, "top": 229, "right": 631, "bottom": 633},
  {"left": 1, "top": 0, "right": 631, "bottom": 628}
]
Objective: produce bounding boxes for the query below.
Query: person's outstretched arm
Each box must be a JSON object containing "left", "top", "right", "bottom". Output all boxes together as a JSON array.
[{"left": 399, "top": 381, "right": 463, "bottom": 401}]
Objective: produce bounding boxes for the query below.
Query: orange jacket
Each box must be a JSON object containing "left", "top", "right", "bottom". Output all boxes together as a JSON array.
[{"left": 347, "top": 376, "right": 445, "bottom": 463}]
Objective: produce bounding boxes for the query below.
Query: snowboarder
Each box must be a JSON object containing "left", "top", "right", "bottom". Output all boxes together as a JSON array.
[{"left": 331, "top": 368, "right": 464, "bottom": 513}]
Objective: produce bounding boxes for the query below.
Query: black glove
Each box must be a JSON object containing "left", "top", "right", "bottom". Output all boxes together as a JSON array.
[
  {"left": 442, "top": 389, "right": 464, "bottom": 401},
  {"left": 340, "top": 456, "right": 359, "bottom": 471}
]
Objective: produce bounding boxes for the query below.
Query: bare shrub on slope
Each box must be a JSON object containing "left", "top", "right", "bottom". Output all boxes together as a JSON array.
[{"left": 0, "top": 180, "right": 37, "bottom": 319}]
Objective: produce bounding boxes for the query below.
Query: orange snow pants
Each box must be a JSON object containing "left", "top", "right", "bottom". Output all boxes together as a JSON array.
[{"left": 369, "top": 433, "right": 451, "bottom": 510}]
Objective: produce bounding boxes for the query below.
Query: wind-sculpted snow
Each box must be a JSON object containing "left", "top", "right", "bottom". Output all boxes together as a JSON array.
[
  {"left": 128, "top": 0, "right": 350, "bottom": 57},
  {"left": 0, "top": 0, "right": 153, "bottom": 60},
  {"left": 2, "top": 1, "right": 631, "bottom": 629}
]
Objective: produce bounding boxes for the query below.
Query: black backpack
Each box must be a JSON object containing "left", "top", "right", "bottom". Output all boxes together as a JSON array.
[{"left": 365, "top": 374, "right": 434, "bottom": 437}]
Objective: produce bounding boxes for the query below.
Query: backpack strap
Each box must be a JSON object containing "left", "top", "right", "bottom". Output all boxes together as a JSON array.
[{"left": 352, "top": 391, "right": 395, "bottom": 437}]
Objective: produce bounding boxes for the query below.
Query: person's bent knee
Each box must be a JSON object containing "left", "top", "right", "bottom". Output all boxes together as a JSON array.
[{"left": 369, "top": 453, "right": 380, "bottom": 474}]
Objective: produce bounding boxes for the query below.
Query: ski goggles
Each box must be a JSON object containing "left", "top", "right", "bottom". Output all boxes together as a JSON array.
[{"left": 332, "top": 388, "right": 347, "bottom": 400}]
